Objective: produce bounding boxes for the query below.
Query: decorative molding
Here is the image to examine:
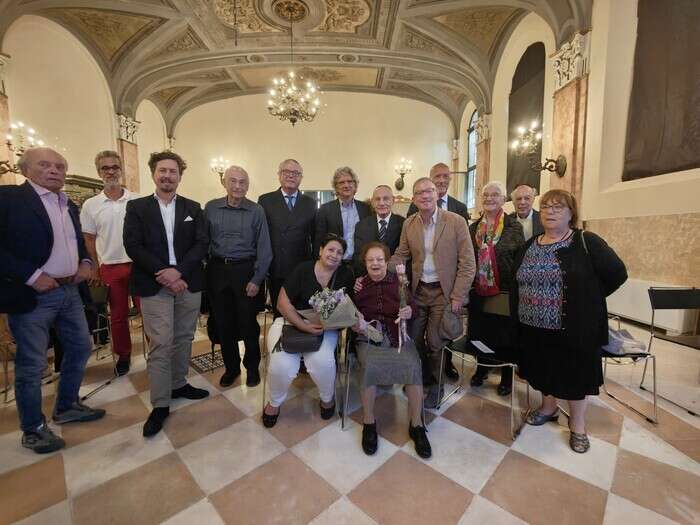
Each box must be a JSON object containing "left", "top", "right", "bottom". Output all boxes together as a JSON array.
[
  {"left": 212, "top": 0, "right": 281, "bottom": 33},
  {"left": 552, "top": 32, "right": 590, "bottom": 91},
  {"left": 152, "top": 29, "right": 207, "bottom": 59},
  {"left": 117, "top": 114, "right": 140, "bottom": 143},
  {"left": 167, "top": 136, "right": 176, "bottom": 151},
  {"left": 154, "top": 86, "right": 193, "bottom": 106},
  {"left": 0, "top": 54, "right": 9, "bottom": 96},
  {"left": 433, "top": 6, "right": 520, "bottom": 56},
  {"left": 475, "top": 113, "right": 491, "bottom": 143},
  {"left": 315, "top": 0, "right": 371, "bottom": 33}
]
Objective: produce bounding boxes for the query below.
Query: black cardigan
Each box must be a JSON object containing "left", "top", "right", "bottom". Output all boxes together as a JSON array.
[{"left": 509, "top": 229, "right": 628, "bottom": 350}]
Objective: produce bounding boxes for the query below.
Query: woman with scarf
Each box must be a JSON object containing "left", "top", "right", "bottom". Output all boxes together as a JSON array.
[{"left": 468, "top": 181, "right": 525, "bottom": 395}]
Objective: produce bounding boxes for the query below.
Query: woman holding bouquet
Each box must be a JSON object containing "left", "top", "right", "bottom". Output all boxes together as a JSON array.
[
  {"left": 352, "top": 242, "right": 431, "bottom": 459},
  {"left": 262, "top": 234, "right": 354, "bottom": 427}
]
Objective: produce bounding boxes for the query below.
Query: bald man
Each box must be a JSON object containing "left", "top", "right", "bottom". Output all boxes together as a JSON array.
[
  {"left": 0, "top": 147, "right": 105, "bottom": 454},
  {"left": 407, "top": 163, "right": 470, "bottom": 224}
]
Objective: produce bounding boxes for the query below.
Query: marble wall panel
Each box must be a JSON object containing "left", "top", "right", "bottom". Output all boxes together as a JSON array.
[
  {"left": 476, "top": 138, "right": 490, "bottom": 213},
  {"left": 118, "top": 139, "right": 139, "bottom": 193},
  {"left": 585, "top": 213, "right": 700, "bottom": 286},
  {"left": 0, "top": 94, "right": 15, "bottom": 185}
]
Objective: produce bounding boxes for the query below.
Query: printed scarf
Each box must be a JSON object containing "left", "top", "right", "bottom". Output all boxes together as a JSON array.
[{"left": 474, "top": 210, "right": 504, "bottom": 296}]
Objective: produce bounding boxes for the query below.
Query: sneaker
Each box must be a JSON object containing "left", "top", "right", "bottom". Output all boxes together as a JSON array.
[
  {"left": 171, "top": 383, "right": 209, "bottom": 400},
  {"left": 114, "top": 358, "right": 130, "bottom": 376},
  {"left": 143, "top": 407, "right": 170, "bottom": 437},
  {"left": 362, "top": 422, "right": 378, "bottom": 455},
  {"left": 423, "top": 384, "right": 444, "bottom": 409},
  {"left": 53, "top": 401, "right": 106, "bottom": 424},
  {"left": 22, "top": 423, "right": 65, "bottom": 454},
  {"left": 246, "top": 368, "right": 261, "bottom": 387},
  {"left": 409, "top": 423, "right": 432, "bottom": 459}
]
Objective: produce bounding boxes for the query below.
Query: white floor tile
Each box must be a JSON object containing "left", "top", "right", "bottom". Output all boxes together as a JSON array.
[
  {"left": 459, "top": 495, "right": 527, "bottom": 525},
  {"left": 15, "top": 500, "right": 72, "bottom": 525},
  {"left": 138, "top": 374, "right": 220, "bottom": 412},
  {"left": 78, "top": 376, "right": 137, "bottom": 407},
  {"left": 0, "top": 430, "right": 56, "bottom": 475},
  {"left": 161, "top": 498, "right": 225, "bottom": 525},
  {"left": 310, "top": 497, "right": 378, "bottom": 525},
  {"left": 222, "top": 382, "right": 301, "bottom": 418},
  {"left": 603, "top": 493, "right": 680, "bottom": 525}
]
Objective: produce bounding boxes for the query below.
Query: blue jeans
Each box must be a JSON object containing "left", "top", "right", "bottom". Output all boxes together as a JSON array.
[{"left": 9, "top": 284, "right": 92, "bottom": 432}]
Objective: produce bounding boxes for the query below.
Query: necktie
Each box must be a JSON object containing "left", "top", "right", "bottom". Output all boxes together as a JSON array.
[
  {"left": 438, "top": 198, "right": 445, "bottom": 209},
  {"left": 378, "top": 219, "right": 387, "bottom": 242},
  {"left": 285, "top": 195, "right": 294, "bottom": 211}
]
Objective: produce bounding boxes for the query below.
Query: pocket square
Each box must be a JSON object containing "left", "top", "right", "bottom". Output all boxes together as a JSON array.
[{"left": 184, "top": 216, "right": 194, "bottom": 222}]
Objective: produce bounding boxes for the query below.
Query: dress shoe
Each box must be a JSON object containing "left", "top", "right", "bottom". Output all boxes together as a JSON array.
[
  {"left": 469, "top": 366, "right": 489, "bottom": 387},
  {"left": 409, "top": 423, "right": 432, "bottom": 459},
  {"left": 219, "top": 369, "right": 241, "bottom": 387},
  {"left": 320, "top": 400, "right": 336, "bottom": 420},
  {"left": 143, "top": 407, "right": 169, "bottom": 437},
  {"left": 246, "top": 368, "right": 261, "bottom": 387},
  {"left": 114, "top": 358, "right": 130, "bottom": 376},
  {"left": 497, "top": 383, "right": 512, "bottom": 396},
  {"left": 444, "top": 359, "right": 459, "bottom": 381},
  {"left": 262, "top": 404, "right": 280, "bottom": 428},
  {"left": 171, "top": 383, "right": 209, "bottom": 400},
  {"left": 362, "top": 422, "right": 378, "bottom": 455}
]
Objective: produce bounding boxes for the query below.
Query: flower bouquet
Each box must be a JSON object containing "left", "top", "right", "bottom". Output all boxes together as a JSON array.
[
  {"left": 300, "top": 287, "right": 360, "bottom": 330},
  {"left": 395, "top": 264, "right": 411, "bottom": 352}
]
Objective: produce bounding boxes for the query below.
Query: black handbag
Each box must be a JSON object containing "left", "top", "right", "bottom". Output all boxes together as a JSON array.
[{"left": 280, "top": 324, "right": 323, "bottom": 354}]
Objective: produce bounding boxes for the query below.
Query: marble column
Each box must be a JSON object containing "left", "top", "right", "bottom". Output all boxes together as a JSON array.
[
  {"left": 475, "top": 113, "right": 491, "bottom": 214},
  {"left": 0, "top": 53, "right": 15, "bottom": 186},
  {"left": 550, "top": 32, "right": 590, "bottom": 208},
  {"left": 116, "top": 114, "right": 140, "bottom": 192}
]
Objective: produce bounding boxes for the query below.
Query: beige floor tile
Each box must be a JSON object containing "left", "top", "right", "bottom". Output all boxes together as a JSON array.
[
  {"left": 309, "top": 497, "right": 378, "bottom": 525},
  {"left": 261, "top": 393, "right": 337, "bottom": 448},
  {"left": 480, "top": 450, "right": 608, "bottom": 525},
  {"left": 292, "top": 419, "right": 398, "bottom": 494},
  {"left": 401, "top": 416, "right": 509, "bottom": 494},
  {"left": 222, "top": 381, "right": 278, "bottom": 417},
  {"left": 210, "top": 451, "right": 340, "bottom": 525},
  {"left": 177, "top": 418, "right": 286, "bottom": 494},
  {"left": 442, "top": 393, "right": 516, "bottom": 446},
  {"left": 603, "top": 493, "right": 679, "bottom": 525},
  {"left": 586, "top": 402, "right": 624, "bottom": 446},
  {"left": 78, "top": 375, "right": 138, "bottom": 407},
  {"left": 458, "top": 495, "right": 527, "bottom": 525},
  {"left": 0, "top": 430, "right": 60, "bottom": 476},
  {"left": 63, "top": 422, "right": 174, "bottom": 496},
  {"left": 611, "top": 448, "right": 700, "bottom": 525},
  {"left": 138, "top": 374, "right": 220, "bottom": 412},
  {"left": 127, "top": 368, "right": 150, "bottom": 393},
  {"left": 161, "top": 498, "right": 226, "bottom": 525},
  {"left": 165, "top": 395, "right": 246, "bottom": 448},
  {"left": 0, "top": 394, "right": 55, "bottom": 436},
  {"left": 348, "top": 451, "right": 472, "bottom": 525},
  {"left": 60, "top": 394, "right": 149, "bottom": 447},
  {"left": 0, "top": 455, "right": 66, "bottom": 525},
  {"left": 80, "top": 362, "right": 116, "bottom": 386},
  {"left": 72, "top": 453, "right": 203, "bottom": 525},
  {"left": 14, "top": 501, "right": 71, "bottom": 525},
  {"left": 200, "top": 368, "right": 242, "bottom": 392}
]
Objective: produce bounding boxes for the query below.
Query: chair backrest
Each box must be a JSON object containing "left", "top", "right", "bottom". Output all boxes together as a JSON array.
[
  {"left": 89, "top": 285, "right": 110, "bottom": 306},
  {"left": 648, "top": 287, "right": 700, "bottom": 310}
]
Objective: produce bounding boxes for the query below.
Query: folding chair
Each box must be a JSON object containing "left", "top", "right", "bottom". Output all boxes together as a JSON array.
[
  {"left": 640, "top": 287, "right": 700, "bottom": 417},
  {"left": 81, "top": 285, "right": 116, "bottom": 401},
  {"left": 601, "top": 316, "right": 658, "bottom": 423},
  {"left": 437, "top": 337, "right": 524, "bottom": 440}
]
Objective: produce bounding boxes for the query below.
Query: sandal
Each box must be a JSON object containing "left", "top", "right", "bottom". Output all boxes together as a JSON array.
[
  {"left": 525, "top": 409, "right": 559, "bottom": 426},
  {"left": 569, "top": 431, "right": 590, "bottom": 453}
]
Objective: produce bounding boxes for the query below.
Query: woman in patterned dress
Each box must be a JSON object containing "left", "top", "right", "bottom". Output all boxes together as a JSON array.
[{"left": 510, "top": 189, "right": 627, "bottom": 453}]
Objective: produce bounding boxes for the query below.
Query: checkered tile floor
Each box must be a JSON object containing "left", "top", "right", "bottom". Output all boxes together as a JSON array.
[{"left": 1, "top": 325, "right": 699, "bottom": 525}]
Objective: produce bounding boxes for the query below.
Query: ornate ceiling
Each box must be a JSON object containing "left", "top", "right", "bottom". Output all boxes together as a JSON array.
[{"left": 0, "top": 0, "right": 592, "bottom": 135}]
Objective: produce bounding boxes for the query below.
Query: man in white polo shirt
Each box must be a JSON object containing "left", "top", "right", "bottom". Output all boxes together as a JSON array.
[{"left": 80, "top": 151, "right": 140, "bottom": 375}]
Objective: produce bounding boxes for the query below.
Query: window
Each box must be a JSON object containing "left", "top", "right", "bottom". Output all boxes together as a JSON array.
[
  {"left": 464, "top": 110, "right": 478, "bottom": 210},
  {"left": 301, "top": 189, "right": 335, "bottom": 209}
]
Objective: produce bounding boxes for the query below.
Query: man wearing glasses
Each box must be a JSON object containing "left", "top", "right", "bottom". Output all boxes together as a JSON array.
[
  {"left": 80, "top": 151, "right": 140, "bottom": 375},
  {"left": 258, "top": 159, "right": 317, "bottom": 317}
]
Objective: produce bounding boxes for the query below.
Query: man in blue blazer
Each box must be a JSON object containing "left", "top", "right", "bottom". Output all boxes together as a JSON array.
[{"left": 0, "top": 147, "right": 105, "bottom": 454}]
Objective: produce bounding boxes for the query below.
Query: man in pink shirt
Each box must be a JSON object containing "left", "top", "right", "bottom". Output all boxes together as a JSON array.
[{"left": 0, "top": 147, "right": 106, "bottom": 454}]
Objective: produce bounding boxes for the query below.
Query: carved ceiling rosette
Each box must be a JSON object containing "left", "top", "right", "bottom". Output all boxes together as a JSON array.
[{"left": 315, "top": 0, "right": 371, "bottom": 33}]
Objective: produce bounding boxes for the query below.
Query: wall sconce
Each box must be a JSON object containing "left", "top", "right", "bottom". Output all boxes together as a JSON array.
[
  {"left": 1, "top": 121, "right": 45, "bottom": 175},
  {"left": 511, "top": 120, "right": 567, "bottom": 177},
  {"left": 394, "top": 157, "right": 413, "bottom": 191},
  {"left": 210, "top": 156, "right": 229, "bottom": 182}
]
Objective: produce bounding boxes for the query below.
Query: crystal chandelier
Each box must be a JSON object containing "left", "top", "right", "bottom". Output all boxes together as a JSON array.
[
  {"left": 1, "top": 121, "right": 45, "bottom": 175},
  {"left": 266, "top": 5, "right": 321, "bottom": 126}
]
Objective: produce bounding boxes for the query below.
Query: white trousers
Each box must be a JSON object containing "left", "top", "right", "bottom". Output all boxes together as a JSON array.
[{"left": 267, "top": 317, "right": 338, "bottom": 407}]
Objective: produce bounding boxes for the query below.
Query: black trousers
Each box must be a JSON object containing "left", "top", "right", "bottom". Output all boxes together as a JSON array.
[
  {"left": 268, "top": 276, "right": 286, "bottom": 318},
  {"left": 207, "top": 260, "right": 260, "bottom": 373}
]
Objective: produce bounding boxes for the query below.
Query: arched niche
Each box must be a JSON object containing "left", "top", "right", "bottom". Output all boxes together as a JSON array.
[
  {"left": 135, "top": 99, "right": 168, "bottom": 194},
  {"left": 2, "top": 15, "right": 116, "bottom": 178}
]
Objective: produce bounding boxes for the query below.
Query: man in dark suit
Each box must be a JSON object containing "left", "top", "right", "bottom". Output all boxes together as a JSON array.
[
  {"left": 0, "top": 147, "right": 105, "bottom": 454},
  {"left": 314, "top": 166, "right": 371, "bottom": 265},
  {"left": 124, "top": 150, "right": 209, "bottom": 437},
  {"left": 509, "top": 184, "right": 544, "bottom": 241},
  {"left": 407, "top": 163, "right": 470, "bottom": 224},
  {"left": 353, "top": 185, "right": 404, "bottom": 275},
  {"left": 258, "top": 159, "right": 317, "bottom": 317}
]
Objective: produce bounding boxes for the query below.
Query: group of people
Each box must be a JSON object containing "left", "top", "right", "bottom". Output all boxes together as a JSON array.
[{"left": 0, "top": 145, "right": 626, "bottom": 459}]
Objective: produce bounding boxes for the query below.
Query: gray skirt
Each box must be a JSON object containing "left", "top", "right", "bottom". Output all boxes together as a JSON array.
[{"left": 355, "top": 335, "right": 422, "bottom": 388}]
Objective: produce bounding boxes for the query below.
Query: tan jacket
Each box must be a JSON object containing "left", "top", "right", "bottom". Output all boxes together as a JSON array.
[{"left": 390, "top": 208, "right": 475, "bottom": 304}]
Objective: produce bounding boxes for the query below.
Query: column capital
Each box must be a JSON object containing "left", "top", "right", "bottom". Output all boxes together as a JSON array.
[
  {"left": 475, "top": 113, "right": 491, "bottom": 144},
  {"left": 0, "top": 53, "right": 10, "bottom": 96},
  {"left": 116, "top": 114, "right": 139, "bottom": 143},
  {"left": 167, "top": 136, "right": 176, "bottom": 151},
  {"left": 552, "top": 32, "right": 590, "bottom": 91}
]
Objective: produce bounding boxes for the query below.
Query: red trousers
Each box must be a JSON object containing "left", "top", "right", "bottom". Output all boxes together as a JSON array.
[{"left": 100, "top": 263, "right": 139, "bottom": 360}]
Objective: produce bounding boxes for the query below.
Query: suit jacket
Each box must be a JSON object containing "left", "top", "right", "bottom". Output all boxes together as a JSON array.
[
  {"left": 314, "top": 198, "right": 371, "bottom": 255},
  {"left": 407, "top": 195, "right": 470, "bottom": 224},
  {"left": 123, "top": 195, "right": 208, "bottom": 297},
  {"left": 508, "top": 210, "right": 544, "bottom": 240},
  {"left": 352, "top": 213, "right": 404, "bottom": 275},
  {"left": 390, "top": 209, "right": 475, "bottom": 304},
  {"left": 0, "top": 182, "right": 91, "bottom": 314},
  {"left": 258, "top": 189, "right": 316, "bottom": 278}
]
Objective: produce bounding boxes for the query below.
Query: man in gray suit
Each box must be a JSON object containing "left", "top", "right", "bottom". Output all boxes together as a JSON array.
[{"left": 509, "top": 184, "right": 544, "bottom": 241}]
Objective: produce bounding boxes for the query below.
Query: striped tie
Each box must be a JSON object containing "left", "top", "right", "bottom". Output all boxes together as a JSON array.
[
  {"left": 378, "top": 219, "right": 387, "bottom": 242},
  {"left": 285, "top": 195, "right": 294, "bottom": 211}
]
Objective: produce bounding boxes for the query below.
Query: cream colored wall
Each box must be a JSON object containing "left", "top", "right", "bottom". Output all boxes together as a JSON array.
[
  {"left": 135, "top": 99, "right": 168, "bottom": 194},
  {"left": 582, "top": 0, "right": 700, "bottom": 220},
  {"left": 173, "top": 92, "right": 454, "bottom": 205},
  {"left": 2, "top": 15, "right": 116, "bottom": 179}
]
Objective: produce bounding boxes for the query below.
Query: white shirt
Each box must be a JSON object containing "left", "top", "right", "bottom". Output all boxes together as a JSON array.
[
  {"left": 516, "top": 209, "right": 534, "bottom": 241},
  {"left": 155, "top": 194, "right": 177, "bottom": 265},
  {"left": 80, "top": 188, "right": 140, "bottom": 264},
  {"left": 420, "top": 209, "right": 439, "bottom": 283},
  {"left": 376, "top": 213, "right": 392, "bottom": 229}
]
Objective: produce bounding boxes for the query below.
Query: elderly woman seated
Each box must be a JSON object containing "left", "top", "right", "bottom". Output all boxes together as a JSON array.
[
  {"left": 262, "top": 234, "right": 354, "bottom": 428},
  {"left": 352, "top": 242, "right": 431, "bottom": 458}
]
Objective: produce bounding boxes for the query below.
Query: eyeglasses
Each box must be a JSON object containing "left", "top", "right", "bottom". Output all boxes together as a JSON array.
[
  {"left": 280, "top": 169, "right": 302, "bottom": 177},
  {"left": 413, "top": 188, "right": 436, "bottom": 197},
  {"left": 540, "top": 203, "right": 568, "bottom": 213},
  {"left": 99, "top": 165, "right": 121, "bottom": 172}
]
